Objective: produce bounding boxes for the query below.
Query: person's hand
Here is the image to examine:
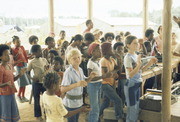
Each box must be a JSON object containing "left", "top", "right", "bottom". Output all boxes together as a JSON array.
[
  {"left": 113, "top": 73, "right": 119, "bottom": 79},
  {"left": 105, "top": 72, "right": 113, "bottom": 78},
  {"left": 138, "top": 39, "right": 144, "bottom": 45},
  {"left": 81, "top": 105, "right": 91, "bottom": 112},
  {"left": 6, "top": 81, "right": 14, "bottom": 88},
  {"left": 89, "top": 72, "right": 96, "bottom": 79},
  {"left": 16, "top": 59, "right": 23, "bottom": 64},
  {"left": 149, "top": 57, "right": 158, "bottom": 65},
  {"left": 173, "top": 16, "right": 180, "bottom": 25},
  {"left": 77, "top": 80, "right": 87, "bottom": 87},
  {"left": 19, "top": 68, "right": 27, "bottom": 76}
]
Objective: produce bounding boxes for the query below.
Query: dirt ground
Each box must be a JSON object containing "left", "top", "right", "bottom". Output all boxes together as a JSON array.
[{"left": 15, "top": 83, "right": 88, "bottom": 122}]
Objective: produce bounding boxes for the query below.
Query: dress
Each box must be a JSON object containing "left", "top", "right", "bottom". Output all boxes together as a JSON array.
[{"left": 0, "top": 64, "right": 20, "bottom": 122}]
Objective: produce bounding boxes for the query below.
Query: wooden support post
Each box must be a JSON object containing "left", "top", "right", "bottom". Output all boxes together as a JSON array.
[
  {"left": 49, "top": 0, "right": 54, "bottom": 34},
  {"left": 162, "top": 0, "right": 172, "bottom": 122},
  {"left": 87, "top": 0, "right": 93, "bottom": 20},
  {"left": 143, "top": 0, "right": 148, "bottom": 38}
]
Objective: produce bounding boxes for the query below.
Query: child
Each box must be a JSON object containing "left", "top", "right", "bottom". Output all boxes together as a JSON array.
[
  {"left": 11, "top": 36, "right": 30, "bottom": 103},
  {"left": 0, "top": 44, "right": 26, "bottom": 122},
  {"left": 42, "top": 71, "right": 88, "bottom": 122},
  {"left": 145, "top": 29, "right": 160, "bottom": 56},
  {"left": 124, "top": 35, "right": 157, "bottom": 122},
  {"left": 53, "top": 56, "right": 64, "bottom": 97},
  {"left": 87, "top": 42, "right": 112, "bottom": 122},
  {"left": 57, "top": 30, "right": 66, "bottom": 48},
  {"left": 43, "top": 36, "right": 56, "bottom": 60},
  {"left": 29, "top": 35, "right": 39, "bottom": 45},
  {"left": 61, "top": 48, "right": 95, "bottom": 122},
  {"left": 48, "top": 50, "right": 59, "bottom": 65},
  {"left": 60, "top": 41, "right": 69, "bottom": 61},
  {"left": 28, "top": 35, "right": 39, "bottom": 59},
  {"left": 113, "top": 42, "right": 126, "bottom": 106},
  {"left": 99, "top": 42, "right": 124, "bottom": 120},
  {"left": 83, "top": 19, "right": 93, "bottom": 34},
  {"left": 104, "top": 32, "right": 115, "bottom": 43},
  {"left": 27, "top": 44, "right": 49, "bottom": 121}
]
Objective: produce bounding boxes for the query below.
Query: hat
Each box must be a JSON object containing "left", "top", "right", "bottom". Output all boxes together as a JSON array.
[{"left": 88, "top": 42, "right": 99, "bottom": 56}]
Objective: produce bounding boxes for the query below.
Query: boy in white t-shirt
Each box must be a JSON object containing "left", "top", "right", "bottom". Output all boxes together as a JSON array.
[{"left": 42, "top": 71, "right": 88, "bottom": 122}]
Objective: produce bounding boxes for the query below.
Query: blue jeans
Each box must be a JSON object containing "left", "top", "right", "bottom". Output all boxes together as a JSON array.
[
  {"left": 32, "top": 82, "right": 46, "bottom": 117},
  {"left": 87, "top": 82, "right": 102, "bottom": 122},
  {"left": 100, "top": 84, "right": 124, "bottom": 119},
  {"left": 65, "top": 107, "right": 81, "bottom": 122},
  {"left": 117, "top": 79, "right": 126, "bottom": 106}
]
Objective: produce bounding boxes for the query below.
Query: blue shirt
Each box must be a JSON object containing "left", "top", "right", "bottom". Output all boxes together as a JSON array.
[{"left": 61, "top": 65, "right": 85, "bottom": 108}]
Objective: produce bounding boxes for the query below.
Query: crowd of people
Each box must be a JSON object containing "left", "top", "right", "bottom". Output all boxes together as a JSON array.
[{"left": 0, "top": 16, "right": 180, "bottom": 122}]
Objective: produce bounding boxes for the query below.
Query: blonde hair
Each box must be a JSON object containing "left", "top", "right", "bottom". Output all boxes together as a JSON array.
[{"left": 66, "top": 48, "right": 82, "bottom": 63}]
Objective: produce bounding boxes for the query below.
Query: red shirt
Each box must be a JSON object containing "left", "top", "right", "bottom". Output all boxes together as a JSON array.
[
  {"left": 0, "top": 65, "right": 17, "bottom": 95},
  {"left": 12, "top": 46, "right": 28, "bottom": 67}
]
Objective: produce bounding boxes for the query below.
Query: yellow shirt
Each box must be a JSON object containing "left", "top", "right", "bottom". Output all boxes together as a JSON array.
[
  {"left": 100, "top": 57, "right": 116, "bottom": 86},
  {"left": 57, "top": 39, "right": 65, "bottom": 47},
  {"left": 42, "top": 92, "right": 68, "bottom": 122}
]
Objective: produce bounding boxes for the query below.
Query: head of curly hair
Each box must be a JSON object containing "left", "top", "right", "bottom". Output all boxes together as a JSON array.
[{"left": 43, "top": 71, "right": 60, "bottom": 89}]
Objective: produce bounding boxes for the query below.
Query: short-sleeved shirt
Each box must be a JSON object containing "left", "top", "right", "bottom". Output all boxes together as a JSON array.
[
  {"left": 42, "top": 92, "right": 68, "bottom": 122},
  {"left": 27, "top": 57, "right": 49, "bottom": 83},
  {"left": 61, "top": 65, "right": 85, "bottom": 108},
  {"left": 12, "top": 46, "right": 28, "bottom": 67},
  {"left": 124, "top": 53, "right": 142, "bottom": 79},
  {"left": 57, "top": 39, "right": 65, "bottom": 47},
  {"left": 0, "top": 64, "right": 17, "bottom": 95},
  {"left": 173, "top": 43, "right": 180, "bottom": 54},
  {"left": 87, "top": 59, "right": 102, "bottom": 83},
  {"left": 100, "top": 57, "right": 116, "bottom": 86}
]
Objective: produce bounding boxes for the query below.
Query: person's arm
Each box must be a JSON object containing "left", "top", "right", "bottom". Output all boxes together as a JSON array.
[
  {"left": 14, "top": 68, "right": 27, "bottom": 81},
  {"left": 141, "top": 57, "right": 158, "bottom": 72},
  {"left": 61, "top": 81, "right": 87, "bottom": 93},
  {"left": 64, "top": 106, "right": 88, "bottom": 118}
]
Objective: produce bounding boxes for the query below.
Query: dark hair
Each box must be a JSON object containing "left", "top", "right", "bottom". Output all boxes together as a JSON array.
[
  {"left": 157, "top": 25, "right": 162, "bottom": 34},
  {"left": 29, "top": 35, "right": 38, "bottom": 44},
  {"left": 86, "top": 19, "right": 92, "bottom": 26},
  {"left": 119, "top": 31, "right": 124, "bottom": 36},
  {"left": 124, "top": 31, "right": 131, "bottom": 37},
  {"left": 144, "top": 41, "right": 151, "bottom": 52},
  {"left": 101, "top": 42, "right": 112, "bottom": 56},
  {"left": 145, "top": 29, "right": 154, "bottom": 38},
  {"left": 31, "top": 44, "right": 41, "bottom": 53},
  {"left": 60, "top": 30, "right": 65, "bottom": 34},
  {"left": 125, "top": 35, "right": 137, "bottom": 48},
  {"left": 45, "top": 37, "right": 54, "bottom": 45},
  {"left": 104, "top": 33, "right": 115, "bottom": 41},
  {"left": 49, "top": 50, "right": 59, "bottom": 56},
  {"left": 0, "top": 44, "right": 9, "bottom": 61},
  {"left": 43, "top": 72, "right": 60, "bottom": 89},
  {"left": 84, "top": 33, "right": 95, "bottom": 42},
  {"left": 100, "top": 37, "right": 105, "bottom": 43},
  {"left": 113, "top": 42, "right": 124, "bottom": 50},
  {"left": 54, "top": 56, "right": 64, "bottom": 65},
  {"left": 115, "top": 35, "right": 122, "bottom": 41},
  {"left": 12, "top": 36, "right": 19, "bottom": 43},
  {"left": 70, "top": 34, "right": 83, "bottom": 44}
]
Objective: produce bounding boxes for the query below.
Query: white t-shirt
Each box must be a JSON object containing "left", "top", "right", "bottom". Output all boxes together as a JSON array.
[
  {"left": 27, "top": 57, "right": 49, "bottom": 83},
  {"left": 87, "top": 59, "right": 102, "bottom": 83},
  {"left": 42, "top": 92, "right": 68, "bottom": 122}
]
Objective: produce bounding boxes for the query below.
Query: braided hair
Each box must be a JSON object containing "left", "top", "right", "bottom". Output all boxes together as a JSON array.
[{"left": 43, "top": 71, "right": 60, "bottom": 89}]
